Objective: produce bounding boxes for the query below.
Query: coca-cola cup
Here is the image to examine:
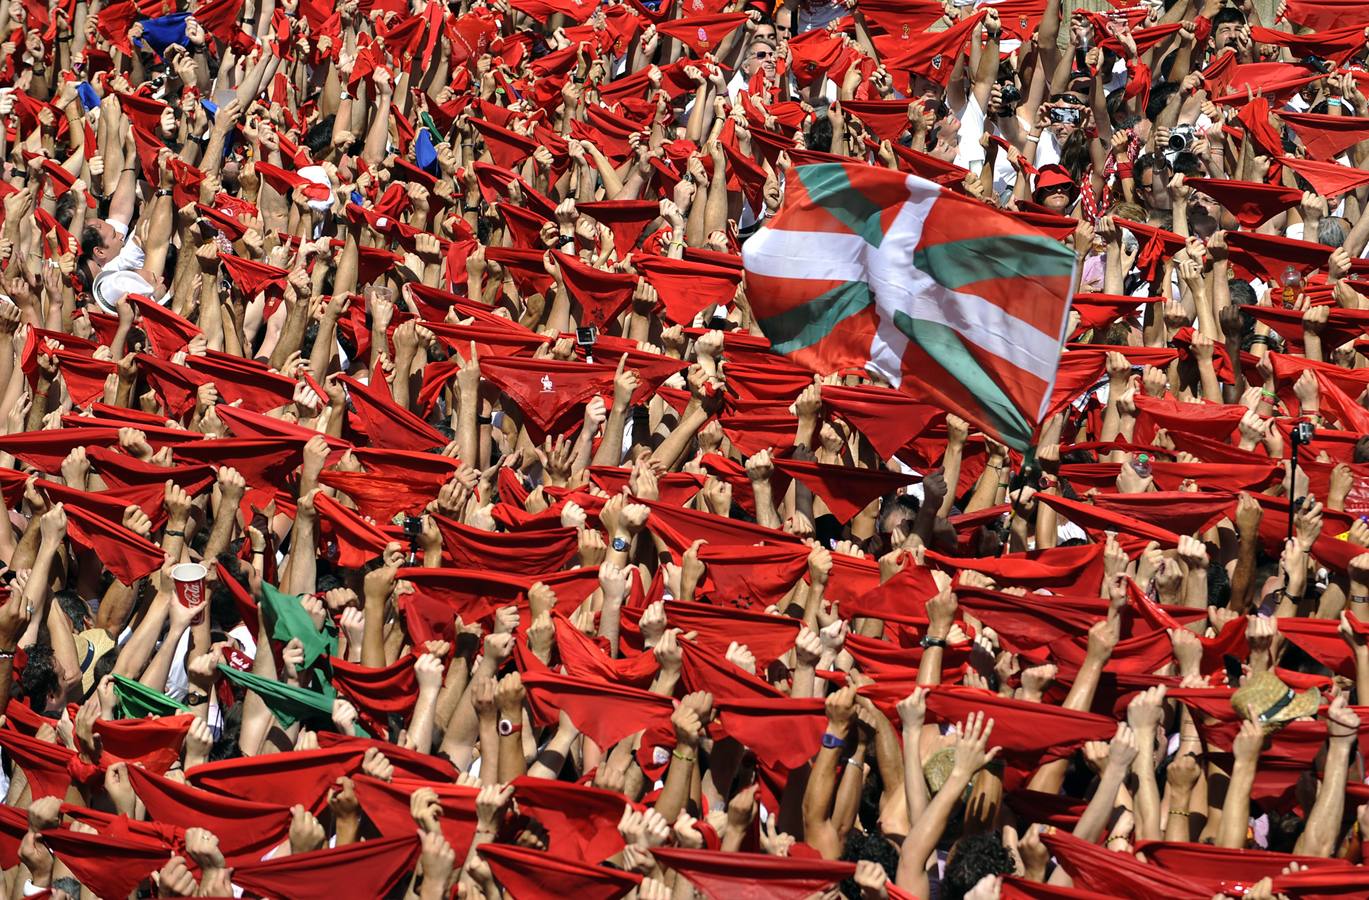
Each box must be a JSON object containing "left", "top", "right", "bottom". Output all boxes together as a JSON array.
[{"left": 170, "top": 562, "right": 207, "bottom": 626}]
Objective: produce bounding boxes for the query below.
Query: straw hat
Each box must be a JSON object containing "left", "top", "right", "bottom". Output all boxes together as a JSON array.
[
  {"left": 924, "top": 747, "right": 956, "bottom": 793},
  {"left": 77, "top": 628, "right": 117, "bottom": 696},
  {"left": 1230, "top": 670, "right": 1320, "bottom": 732}
]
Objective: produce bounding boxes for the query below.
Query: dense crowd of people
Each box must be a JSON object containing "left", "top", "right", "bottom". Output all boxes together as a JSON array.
[{"left": 1, "top": 0, "right": 1369, "bottom": 896}]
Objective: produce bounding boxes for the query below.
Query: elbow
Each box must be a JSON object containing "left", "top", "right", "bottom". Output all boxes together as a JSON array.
[{"left": 55, "top": 666, "right": 83, "bottom": 700}]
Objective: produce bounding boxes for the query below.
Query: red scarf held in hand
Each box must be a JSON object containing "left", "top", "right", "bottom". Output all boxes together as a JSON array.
[{"left": 481, "top": 842, "right": 644, "bottom": 900}]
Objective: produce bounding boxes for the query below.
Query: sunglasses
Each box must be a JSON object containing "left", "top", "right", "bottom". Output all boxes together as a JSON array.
[{"left": 752, "top": 50, "right": 772, "bottom": 60}]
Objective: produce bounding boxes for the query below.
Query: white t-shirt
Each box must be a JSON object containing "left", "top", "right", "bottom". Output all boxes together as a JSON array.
[
  {"left": 953, "top": 94, "right": 987, "bottom": 173},
  {"left": 92, "top": 238, "right": 150, "bottom": 313}
]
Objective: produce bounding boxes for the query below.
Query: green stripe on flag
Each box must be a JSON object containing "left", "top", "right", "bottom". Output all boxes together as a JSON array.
[
  {"left": 912, "top": 234, "right": 1074, "bottom": 291},
  {"left": 891, "top": 312, "right": 1034, "bottom": 450},
  {"left": 759, "top": 281, "right": 873, "bottom": 354},
  {"left": 796, "top": 165, "right": 888, "bottom": 248}
]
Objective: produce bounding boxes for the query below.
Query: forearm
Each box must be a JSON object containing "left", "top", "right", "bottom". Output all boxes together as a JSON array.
[
  {"left": 362, "top": 95, "right": 393, "bottom": 167},
  {"left": 649, "top": 406, "right": 709, "bottom": 471},
  {"left": 704, "top": 167, "right": 727, "bottom": 236},
  {"left": 285, "top": 518, "right": 317, "bottom": 596},
  {"left": 938, "top": 444, "right": 964, "bottom": 518},
  {"left": 598, "top": 595, "right": 624, "bottom": 657},
  {"left": 107, "top": 162, "right": 139, "bottom": 227},
  {"left": 1294, "top": 742, "right": 1352, "bottom": 856},
  {"left": 1197, "top": 360, "right": 1221, "bottom": 403},
  {"left": 829, "top": 755, "right": 866, "bottom": 843},
  {"left": 202, "top": 492, "right": 243, "bottom": 562},
  {"left": 802, "top": 741, "right": 842, "bottom": 824},
  {"left": 112, "top": 597, "right": 171, "bottom": 679},
  {"left": 139, "top": 623, "right": 189, "bottom": 693},
  {"left": 1182, "top": 566, "right": 1209, "bottom": 609},
  {"left": 94, "top": 582, "right": 135, "bottom": 635},
  {"left": 362, "top": 597, "right": 388, "bottom": 668},
  {"left": 1073, "top": 765, "right": 1128, "bottom": 842},
  {"left": 141, "top": 196, "right": 175, "bottom": 279},
  {"left": 391, "top": 349, "right": 416, "bottom": 408},
  {"left": 1229, "top": 534, "right": 1259, "bottom": 612},
  {"left": 437, "top": 694, "right": 479, "bottom": 769},
  {"left": 407, "top": 688, "right": 441, "bottom": 756},
  {"left": 527, "top": 723, "right": 578, "bottom": 779},
  {"left": 791, "top": 661, "right": 815, "bottom": 699},
  {"left": 1063, "top": 657, "right": 1105, "bottom": 712},
  {"left": 161, "top": 510, "right": 190, "bottom": 565},
  {"left": 653, "top": 751, "right": 696, "bottom": 823},
  {"left": 895, "top": 773, "right": 967, "bottom": 894},
  {"left": 7, "top": 518, "right": 41, "bottom": 572},
  {"left": 591, "top": 407, "right": 628, "bottom": 467},
  {"left": 1165, "top": 787, "right": 1195, "bottom": 841},
  {"left": 915, "top": 646, "right": 944, "bottom": 688},
  {"left": 478, "top": 716, "right": 501, "bottom": 784},
  {"left": 268, "top": 298, "right": 311, "bottom": 372},
  {"left": 0, "top": 658, "right": 15, "bottom": 720},
  {"left": 308, "top": 313, "right": 341, "bottom": 379},
  {"left": 1216, "top": 760, "right": 1256, "bottom": 848},
  {"left": 963, "top": 462, "right": 1004, "bottom": 514},
  {"left": 45, "top": 605, "right": 81, "bottom": 702},
  {"left": 750, "top": 481, "right": 781, "bottom": 530},
  {"left": 901, "top": 725, "right": 929, "bottom": 823},
  {"left": 1132, "top": 737, "right": 1162, "bottom": 841},
  {"left": 1304, "top": 329, "right": 1323, "bottom": 364}
]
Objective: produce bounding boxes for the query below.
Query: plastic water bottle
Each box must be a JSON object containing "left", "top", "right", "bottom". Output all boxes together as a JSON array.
[
  {"left": 1282, "top": 265, "right": 1301, "bottom": 308},
  {"left": 1131, "top": 453, "right": 1151, "bottom": 479}
]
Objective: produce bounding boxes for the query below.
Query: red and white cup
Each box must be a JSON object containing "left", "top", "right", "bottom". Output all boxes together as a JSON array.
[{"left": 170, "top": 562, "right": 208, "bottom": 625}]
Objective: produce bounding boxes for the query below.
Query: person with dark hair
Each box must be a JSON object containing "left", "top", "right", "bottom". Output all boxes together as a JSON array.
[
  {"left": 941, "top": 832, "right": 1017, "bottom": 900},
  {"left": 840, "top": 826, "right": 900, "bottom": 899},
  {"left": 1210, "top": 6, "right": 1247, "bottom": 53},
  {"left": 17, "top": 643, "right": 64, "bottom": 716}
]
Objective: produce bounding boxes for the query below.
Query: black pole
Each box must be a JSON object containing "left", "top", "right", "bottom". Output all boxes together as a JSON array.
[{"left": 1287, "top": 440, "right": 1300, "bottom": 544}]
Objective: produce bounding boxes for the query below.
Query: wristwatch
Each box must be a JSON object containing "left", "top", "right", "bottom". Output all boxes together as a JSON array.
[
  {"left": 497, "top": 718, "right": 522, "bottom": 736},
  {"left": 185, "top": 690, "right": 209, "bottom": 706},
  {"left": 920, "top": 635, "right": 949, "bottom": 650},
  {"left": 611, "top": 535, "right": 629, "bottom": 552},
  {"left": 821, "top": 732, "right": 845, "bottom": 750}
]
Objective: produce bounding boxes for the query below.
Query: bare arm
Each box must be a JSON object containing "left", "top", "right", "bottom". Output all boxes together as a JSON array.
[{"left": 1293, "top": 699, "right": 1360, "bottom": 857}]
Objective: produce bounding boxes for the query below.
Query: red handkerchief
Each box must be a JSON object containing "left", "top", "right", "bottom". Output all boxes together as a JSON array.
[
  {"left": 41, "top": 827, "right": 172, "bottom": 900},
  {"left": 123, "top": 764, "right": 292, "bottom": 862},
  {"left": 770, "top": 455, "right": 919, "bottom": 523},
  {"left": 350, "top": 774, "right": 476, "bottom": 850},
  {"left": 481, "top": 843, "right": 642, "bottom": 900},
  {"left": 650, "top": 848, "right": 855, "bottom": 900},
  {"left": 232, "top": 835, "right": 421, "bottom": 900}
]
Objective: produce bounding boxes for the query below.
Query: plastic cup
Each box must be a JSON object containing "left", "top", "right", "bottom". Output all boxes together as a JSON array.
[{"left": 170, "top": 562, "right": 207, "bottom": 625}]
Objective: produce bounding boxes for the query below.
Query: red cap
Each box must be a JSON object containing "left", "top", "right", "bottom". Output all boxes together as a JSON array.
[{"left": 1033, "top": 163, "right": 1078, "bottom": 200}]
